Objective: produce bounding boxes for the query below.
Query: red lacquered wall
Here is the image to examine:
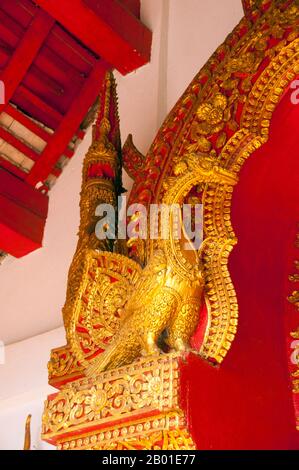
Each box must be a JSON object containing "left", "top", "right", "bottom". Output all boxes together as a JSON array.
[{"left": 180, "top": 89, "right": 299, "bottom": 449}]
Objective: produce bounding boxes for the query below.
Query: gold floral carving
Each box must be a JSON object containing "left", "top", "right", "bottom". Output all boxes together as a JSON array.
[
  {"left": 43, "top": 354, "right": 195, "bottom": 450},
  {"left": 44, "top": 354, "right": 179, "bottom": 436},
  {"left": 289, "top": 261, "right": 299, "bottom": 283}
]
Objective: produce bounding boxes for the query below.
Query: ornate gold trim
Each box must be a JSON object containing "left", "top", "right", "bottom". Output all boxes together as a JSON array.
[
  {"left": 43, "top": 354, "right": 195, "bottom": 450},
  {"left": 56, "top": 412, "right": 194, "bottom": 450},
  {"left": 160, "top": 155, "right": 239, "bottom": 362}
]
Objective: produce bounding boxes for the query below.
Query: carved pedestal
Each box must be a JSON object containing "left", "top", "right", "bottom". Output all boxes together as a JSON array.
[{"left": 42, "top": 354, "right": 195, "bottom": 450}]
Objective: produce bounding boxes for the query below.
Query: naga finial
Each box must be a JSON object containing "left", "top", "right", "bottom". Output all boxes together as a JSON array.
[{"left": 23, "top": 414, "right": 31, "bottom": 451}]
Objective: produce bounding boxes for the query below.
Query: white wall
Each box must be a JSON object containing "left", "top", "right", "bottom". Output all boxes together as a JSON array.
[
  {"left": 0, "top": 0, "right": 243, "bottom": 450},
  {"left": 167, "top": 0, "right": 243, "bottom": 112},
  {"left": 0, "top": 328, "right": 65, "bottom": 450}
]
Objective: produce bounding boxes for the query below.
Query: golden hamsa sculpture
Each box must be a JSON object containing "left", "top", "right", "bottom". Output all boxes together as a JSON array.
[{"left": 43, "top": 0, "right": 299, "bottom": 449}]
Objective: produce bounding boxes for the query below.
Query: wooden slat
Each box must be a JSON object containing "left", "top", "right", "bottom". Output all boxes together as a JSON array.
[
  {"left": 5, "top": 104, "right": 52, "bottom": 142},
  {"left": 26, "top": 60, "right": 108, "bottom": 186},
  {"left": 0, "top": 126, "right": 40, "bottom": 161},
  {"left": 0, "top": 43, "right": 70, "bottom": 112},
  {"left": 0, "top": 10, "right": 54, "bottom": 113}
]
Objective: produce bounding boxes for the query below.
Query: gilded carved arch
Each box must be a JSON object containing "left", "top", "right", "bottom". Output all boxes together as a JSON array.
[
  {"left": 127, "top": 0, "right": 299, "bottom": 363},
  {"left": 47, "top": 0, "right": 299, "bottom": 383}
]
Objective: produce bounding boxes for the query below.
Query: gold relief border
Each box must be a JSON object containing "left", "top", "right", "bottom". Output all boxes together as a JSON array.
[
  {"left": 241, "top": 39, "right": 299, "bottom": 137},
  {"left": 200, "top": 37, "right": 299, "bottom": 363},
  {"left": 75, "top": 352, "right": 180, "bottom": 389},
  {"left": 55, "top": 411, "right": 191, "bottom": 450}
]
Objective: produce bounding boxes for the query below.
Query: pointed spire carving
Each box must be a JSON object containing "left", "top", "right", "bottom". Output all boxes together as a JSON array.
[{"left": 62, "top": 72, "right": 123, "bottom": 329}]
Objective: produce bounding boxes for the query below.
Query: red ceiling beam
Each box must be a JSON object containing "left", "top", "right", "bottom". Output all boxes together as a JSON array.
[
  {"left": 119, "top": 0, "right": 141, "bottom": 18},
  {"left": 33, "top": 0, "right": 152, "bottom": 75},
  {"left": 0, "top": 157, "right": 26, "bottom": 180},
  {"left": 26, "top": 60, "right": 108, "bottom": 186},
  {"left": 0, "top": 10, "right": 54, "bottom": 113},
  {"left": 0, "top": 168, "right": 48, "bottom": 258},
  {"left": 13, "top": 85, "right": 64, "bottom": 130}
]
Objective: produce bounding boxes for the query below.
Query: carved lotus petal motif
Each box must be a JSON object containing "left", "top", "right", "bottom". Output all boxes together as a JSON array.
[
  {"left": 210, "top": 108, "right": 224, "bottom": 125},
  {"left": 195, "top": 93, "right": 227, "bottom": 136},
  {"left": 196, "top": 102, "right": 213, "bottom": 120},
  {"left": 212, "top": 93, "right": 227, "bottom": 111}
]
